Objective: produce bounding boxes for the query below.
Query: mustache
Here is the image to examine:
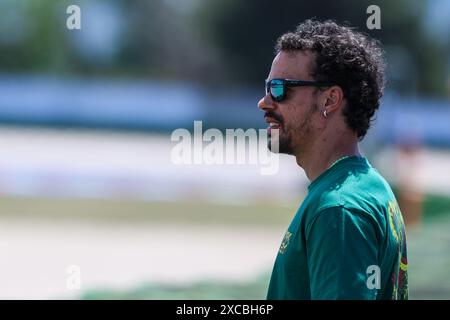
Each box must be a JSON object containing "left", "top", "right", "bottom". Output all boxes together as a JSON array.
[{"left": 264, "top": 111, "right": 283, "bottom": 123}]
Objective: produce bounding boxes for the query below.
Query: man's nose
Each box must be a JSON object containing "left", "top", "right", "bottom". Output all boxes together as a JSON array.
[{"left": 258, "top": 94, "right": 275, "bottom": 111}]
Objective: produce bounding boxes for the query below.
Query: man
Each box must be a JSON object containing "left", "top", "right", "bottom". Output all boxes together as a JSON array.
[{"left": 258, "top": 20, "right": 408, "bottom": 300}]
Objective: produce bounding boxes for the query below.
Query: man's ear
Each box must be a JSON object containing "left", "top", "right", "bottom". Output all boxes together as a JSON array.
[{"left": 323, "top": 85, "right": 344, "bottom": 114}]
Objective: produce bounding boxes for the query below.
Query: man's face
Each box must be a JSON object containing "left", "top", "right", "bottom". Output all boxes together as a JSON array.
[{"left": 258, "top": 50, "right": 323, "bottom": 155}]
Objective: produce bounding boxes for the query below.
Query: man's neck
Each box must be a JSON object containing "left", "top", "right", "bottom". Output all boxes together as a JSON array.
[{"left": 295, "top": 132, "right": 361, "bottom": 182}]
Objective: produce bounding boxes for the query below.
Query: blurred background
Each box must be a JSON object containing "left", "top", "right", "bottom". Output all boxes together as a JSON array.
[{"left": 0, "top": 0, "right": 449, "bottom": 299}]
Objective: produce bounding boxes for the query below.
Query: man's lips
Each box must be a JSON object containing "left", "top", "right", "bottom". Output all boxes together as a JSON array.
[{"left": 265, "top": 116, "right": 282, "bottom": 131}]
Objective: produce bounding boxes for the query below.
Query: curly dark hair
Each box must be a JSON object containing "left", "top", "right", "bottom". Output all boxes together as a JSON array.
[{"left": 276, "top": 19, "right": 385, "bottom": 139}]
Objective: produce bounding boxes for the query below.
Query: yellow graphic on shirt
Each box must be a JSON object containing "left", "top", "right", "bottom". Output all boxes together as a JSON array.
[
  {"left": 400, "top": 261, "right": 408, "bottom": 272},
  {"left": 388, "top": 200, "right": 409, "bottom": 299},
  {"left": 279, "top": 231, "right": 292, "bottom": 254},
  {"left": 388, "top": 200, "right": 404, "bottom": 242}
]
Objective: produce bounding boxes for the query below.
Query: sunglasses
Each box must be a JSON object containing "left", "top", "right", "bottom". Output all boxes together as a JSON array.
[{"left": 265, "top": 78, "right": 333, "bottom": 102}]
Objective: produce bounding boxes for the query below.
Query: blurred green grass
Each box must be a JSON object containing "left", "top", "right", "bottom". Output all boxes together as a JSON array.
[
  {"left": 406, "top": 214, "right": 450, "bottom": 299},
  {"left": 0, "top": 196, "right": 295, "bottom": 226},
  {"left": 422, "top": 193, "right": 450, "bottom": 221}
]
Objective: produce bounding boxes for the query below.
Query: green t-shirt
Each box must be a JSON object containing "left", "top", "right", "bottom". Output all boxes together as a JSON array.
[{"left": 266, "top": 156, "right": 408, "bottom": 300}]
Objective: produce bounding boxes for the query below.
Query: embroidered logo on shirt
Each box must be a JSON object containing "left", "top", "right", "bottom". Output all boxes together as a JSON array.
[{"left": 279, "top": 231, "right": 292, "bottom": 254}]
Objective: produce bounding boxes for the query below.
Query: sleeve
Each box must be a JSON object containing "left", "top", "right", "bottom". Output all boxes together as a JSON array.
[{"left": 306, "top": 206, "right": 380, "bottom": 300}]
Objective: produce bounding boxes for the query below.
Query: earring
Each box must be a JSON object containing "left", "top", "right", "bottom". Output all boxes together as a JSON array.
[{"left": 323, "top": 110, "right": 328, "bottom": 118}]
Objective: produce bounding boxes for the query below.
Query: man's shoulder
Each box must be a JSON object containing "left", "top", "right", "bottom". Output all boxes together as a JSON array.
[
  {"left": 302, "top": 165, "right": 394, "bottom": 230},
  {"left": 309, "top": 163, "right": 394, "bottom": 207}
]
